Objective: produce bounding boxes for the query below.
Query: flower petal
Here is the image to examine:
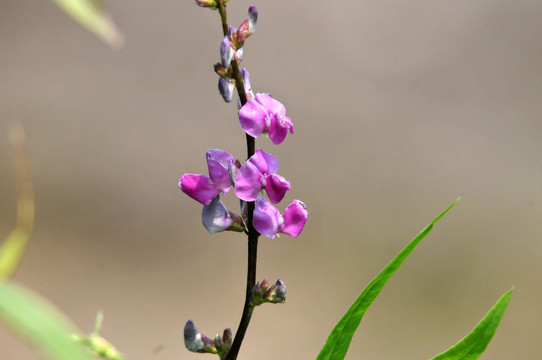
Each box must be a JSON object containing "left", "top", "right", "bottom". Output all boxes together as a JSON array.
[
  {"left": 265, "top": 174, "right": 290, "bottom": 204},
  {"left": 202, "top": 195, "right": 232, "bottom": 234},
  {"left": 179, "top": 174, "right": 219, "bottom": 205},
  {"left": 235, "top": 161, "right": 263, "bottom": 201},
  {"left": 254, "top": 93, "right": 285, "bottom": 116},
  {"left": 279, "top": 200, "right": 308, "bottom": 237},
  {"left": 253, "top": 197, "right": 282, "bottom": 239},
  {"left": 249, "top": 148, "right": 278, "bottom": 174},
  {"left": 268, "top": 114, "right": 293, "bottom": 145},
  {"left": 206, "top": 149, "right": 234, "bottom": 192},
  {"left": 239, "top": 96, "right": 268, "bottom": 138}
]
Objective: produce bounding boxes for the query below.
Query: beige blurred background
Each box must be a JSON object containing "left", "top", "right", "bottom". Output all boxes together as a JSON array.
[{"left": 1, "top": 0, "right": 541, "bottom": 359}]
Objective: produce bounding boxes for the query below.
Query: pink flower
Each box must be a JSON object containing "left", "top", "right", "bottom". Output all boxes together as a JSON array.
[
  {"left": 239, "top": 93, "right": 293, "bottom": 145},
  {"left": 179, "top": 149, "right": 235, "bottom": 205},
  {"left": 253, "top": 197, "right": 308, "bottom": 239},
  {"left": 235, "top": 149, "right": 290, "bottom": 204}
]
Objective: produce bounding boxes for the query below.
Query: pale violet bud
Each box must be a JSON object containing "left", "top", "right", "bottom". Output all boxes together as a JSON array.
[
  {"left": 184, "top": 321, "right": 217, "bottom": 354},
  {"left": 220, "top": 36, "right": 235, "bottom": 69},
  {"left": 247, "top": 5, "right": 258, "bottom": 34},
  {"left": 184, "top": 321, "right": 205, "bottom": 352},
  {"left": 269, "top": 279, "right": 287, "bottom": 303},
  {"left": 218, "top": 78, "right": 235, "bottom": 103}
]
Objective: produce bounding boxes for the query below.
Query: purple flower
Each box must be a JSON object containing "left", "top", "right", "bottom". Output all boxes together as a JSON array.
[
  {"left": 239, "top": 93, "right": 293, "bottom": 144},
  {"left": 235, "top": 149, "right": 290, "bottom": 204},
  {"left": 179, "top": 149, "right": 235, "bottom": 205},
  {"left": 253, "top": 197, "right": 308, "bottom": 239}
]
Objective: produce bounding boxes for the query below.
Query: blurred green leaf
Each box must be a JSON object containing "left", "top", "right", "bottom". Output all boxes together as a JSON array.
[
  {"left": 431, "top": 288, "right": 513, "bottom": 360},
  {"left": 315, "top": 199, "right": 459, "bottom": 360},
  {"left": 50, "top": 0, "right": 124, "bottom": 48},
  {"left": 0, "top": 126, "right": 34, "bottom": 280},
  {"left": 0, "top": 281, "right": 92, "bottom": 360}
]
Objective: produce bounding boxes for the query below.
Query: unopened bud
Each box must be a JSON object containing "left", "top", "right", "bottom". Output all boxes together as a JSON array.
[
  {"left": 194, "top": 0, "right": 217, "bottom": 9},
  {"left": 252, "top": 278, "right": 287, "bottom": 306},
  {"left": 214, "top": 63, "right": 228, "bottom": 78},
  {"left": 247, "top": 5, "right": 258, "bottom": 33},
  {"left": 184, "top": 320, "right": 216, "bottom": 354},
  {"left": 222, "top": 328, "right": 233, "bottom": 347},
  {"left": 220, "top": 36, "right": 235, "bottom": 69},
  {"left": 235, "top": 6, "right": 258, "bottom": 47},
  {"left": 269, "top": 279, "right": 287, "bottom": 303},
  {"left": 218, "top": 78, "right": 235, "bottom": 103},
  {"left": 184, "top": 320, "right": 205, "bottom": 352}
]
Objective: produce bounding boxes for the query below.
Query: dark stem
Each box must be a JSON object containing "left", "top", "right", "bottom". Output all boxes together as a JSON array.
[{"left": 216, "top": 2, "right": 259, "bottom": 360}]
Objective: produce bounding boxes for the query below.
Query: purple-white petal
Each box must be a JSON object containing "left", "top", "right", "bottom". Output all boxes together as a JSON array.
[
  {"left": 202, "top": 195, "right": 232, "bottom": 234},
  {"left": 253, "top": 197, "right": 281, "bottom": 239},
  {"left": 235, "top": 161, "right": 263, "bottom": 201},
  {"left": 279, "top": 200, "right": 308, "bottom": 237},
  {"left": 268, "top": 114, "right": 293, "bottom": 145},
  {"left": 179, "top": 174, "right": 220, "bottom": 205},
  {"left": 265, "top": 174, "right": 290, "bottom": 204},
  {"left": 206, "top": 149, "right": 234, "bottom": 192},
  {"left": 240, "top": 68, "right": 254, "bottom": 101}
]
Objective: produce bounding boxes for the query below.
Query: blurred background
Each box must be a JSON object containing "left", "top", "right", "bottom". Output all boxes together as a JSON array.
[{"left": 1, "top": 0, "right": 541, "bottom": 359}]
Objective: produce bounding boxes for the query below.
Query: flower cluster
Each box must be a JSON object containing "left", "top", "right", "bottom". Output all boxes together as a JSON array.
[
  {"left": 184, "top": 320, "right": 232, "bottom": 358},
  {"left": 179, "top": 5, "right": 307, "bottom": 239}
]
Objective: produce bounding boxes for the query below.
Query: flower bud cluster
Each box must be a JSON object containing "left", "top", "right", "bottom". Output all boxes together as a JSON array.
[
  {"left": 215, "top": 6, "right": 257, "bottom": 103},
  {"left": 252, "top": 278, "right": 287, "bottom": 306},
  {"left": 184, "top": 320, "right": 233, "bottom": 359}
]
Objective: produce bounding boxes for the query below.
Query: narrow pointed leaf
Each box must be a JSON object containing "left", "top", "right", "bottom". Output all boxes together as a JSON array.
[
  {"left": 0, "top": 281, "right": 92, "bottom": 360},
  {"left": 315, "top": 199, "right": 459, "bottom": 360},
  {"left": 50, "top": 0, "right": 124, "bottom": 48},
  {"left": 431, "top": 288, "right": 513, "bottom": 360}
]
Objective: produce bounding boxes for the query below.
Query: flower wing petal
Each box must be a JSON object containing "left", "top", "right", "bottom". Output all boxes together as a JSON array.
[
  {"left": 179, "top": 174, "right": 219, "bottom": 205},
  {"left": 279, "top": 200, "right": 308, "bottom": 237}
]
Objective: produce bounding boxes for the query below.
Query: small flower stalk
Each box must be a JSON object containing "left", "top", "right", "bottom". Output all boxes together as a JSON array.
[{"left": 180, "top": 2, "right": 308, "bottom": 359}]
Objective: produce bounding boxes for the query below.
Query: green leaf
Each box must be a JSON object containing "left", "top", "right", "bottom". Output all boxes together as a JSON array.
[
  {"left": 50, "top": 0, "right": 124, "bottom": 48},
  {"left": 0, "top": 126, "right": 34, "bottom": 280},
  {"left": 315, "top": 199, "right": 459, "bottom": 360},
  {"left": 0, "top": 281, "right": 92, "bottom": 360},
  {"left": 431, "top": 288, "right": 513, "bottom": 360}
]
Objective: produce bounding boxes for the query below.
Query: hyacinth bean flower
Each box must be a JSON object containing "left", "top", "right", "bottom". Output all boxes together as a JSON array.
[
  {"left": 235, "top": 149, "right": 290, "bottom": 204},
  {"left": 179, "top": 149, "right": 235, "bottom": 205},
  {"left": 239, "top": 93, "right": 293, "bottom": 144},
  {"left": 253, "top": 197, "right": 308, "bottom": 239}
]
